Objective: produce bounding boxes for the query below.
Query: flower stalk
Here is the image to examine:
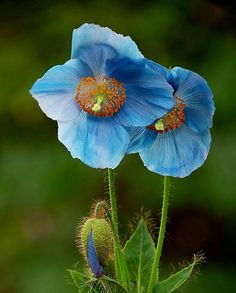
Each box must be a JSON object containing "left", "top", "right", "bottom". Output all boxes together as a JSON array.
[
  {"left": 147, "top": 176, "right": 170, "bottom": 293},
  {"left": 107, "top": 169, "right": 119, "bottom": 236},
  {"left": 107, "top": 168, "right": 129, "bottom": 290}
]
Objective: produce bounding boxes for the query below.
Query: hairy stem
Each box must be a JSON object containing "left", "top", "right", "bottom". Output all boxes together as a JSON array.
[
  {"left": 108, "top": 169, "right": 119, "bottom": 236},
  {"left": 147, "top": 176, "right": 170, "bottom": 293},
  {"left": 107, "top": 169, "right": 129, "bottom": 289}
]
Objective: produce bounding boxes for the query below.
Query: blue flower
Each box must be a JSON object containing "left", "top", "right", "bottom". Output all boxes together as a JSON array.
[
  {"left": 30, "top": 24, "right": 174, "bottom": 169},
  {"left": 128, "top": 65, "right": 215, "bottom": 178}
]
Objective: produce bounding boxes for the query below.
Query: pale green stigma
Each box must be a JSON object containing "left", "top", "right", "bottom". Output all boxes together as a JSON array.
[
  {"left": 92, "top": 95, "right": 104, "bottom": 112},
  {"left": 155, "top": 119, "right": 165, "bottom": 131}
]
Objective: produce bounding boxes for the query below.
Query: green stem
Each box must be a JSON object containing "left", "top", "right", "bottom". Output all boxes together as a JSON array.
[
  {"left": 108, "top": 169, "right": 119, "bottom": 236},
  {"left": 147, "top": 176, "right": 170, "bottom": 293},
  {"left": 107, "top": 169, "right": 129, "bottom": 290}
]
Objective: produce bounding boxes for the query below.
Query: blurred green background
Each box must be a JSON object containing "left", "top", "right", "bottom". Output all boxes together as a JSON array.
[{"left": 0, "top": 0, "right": 235, "bottom": 292}]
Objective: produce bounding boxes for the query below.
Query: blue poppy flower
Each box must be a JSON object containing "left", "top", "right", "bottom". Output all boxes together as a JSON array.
[
  {"left": 128, "top": 65, "right": 215, "bottom": 178},
  {"left": 30, "top": 24, "right": 174, "bottom": 169}
]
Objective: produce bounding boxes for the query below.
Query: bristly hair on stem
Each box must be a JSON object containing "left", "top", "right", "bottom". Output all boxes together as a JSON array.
[
  {"left": 147, "top": 176, "right": 170, "bottom": 293},
  {"left": 104, "top": 169, "right": 119, "bottom": 203},
  {"left": 106, "top": 168, "right": 130, "bottom": 289},
  {"left": 107, "top": 169, "right": 119, "bottom": 236}
]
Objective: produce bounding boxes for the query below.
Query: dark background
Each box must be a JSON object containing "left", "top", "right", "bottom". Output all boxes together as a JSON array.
[{"left": 0, "top": 0, "right": 235, "bottom": 292}]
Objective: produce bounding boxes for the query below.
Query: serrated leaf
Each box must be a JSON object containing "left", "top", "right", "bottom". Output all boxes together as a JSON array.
[
  {"left": 153, "top": 255, "right": 200, "bottom": 293},
  {"left": 123, "top": 218, "right": 155, "bottom": 292},
  {"left": 68, "top": 269, "right": 98, "bottom": 293}
]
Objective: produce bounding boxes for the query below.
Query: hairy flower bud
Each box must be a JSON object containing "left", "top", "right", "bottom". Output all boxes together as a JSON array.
[{"left": 77, "top": 216, "right": 114, "bottom": 278}]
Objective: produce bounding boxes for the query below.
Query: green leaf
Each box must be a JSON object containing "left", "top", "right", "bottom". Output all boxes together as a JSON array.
[
  {"left": 68, "top": 269, "right": 98, "bottom": 293},
  {"left": 101, "top": 276, "right": 127, "bottom": 292},
  {"left": 123, "top": 218, "right": 155, "bottom": 293},
  {"left": 153, "top": 255, "right": 202, "bottom": 293}
]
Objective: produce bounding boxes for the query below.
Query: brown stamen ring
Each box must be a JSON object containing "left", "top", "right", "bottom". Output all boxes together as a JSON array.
[
  {"left": 75, "top": 75, "right": 126, "bottom": 117},
  {"left": 148, "top": 96, "right": 185, "bottom": 133}
]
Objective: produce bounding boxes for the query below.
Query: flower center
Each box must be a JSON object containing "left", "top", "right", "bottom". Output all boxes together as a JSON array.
[
  {"left": 75, "top": 75, "right": 126, "bottom": 117},
  {"left": 148, "top": 96, "right": 185, "bottom": 133}
]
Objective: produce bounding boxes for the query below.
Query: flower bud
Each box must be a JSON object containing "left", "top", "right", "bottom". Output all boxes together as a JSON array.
[{"left": 77, "top": 217, "right": 114, "bottom": 277}]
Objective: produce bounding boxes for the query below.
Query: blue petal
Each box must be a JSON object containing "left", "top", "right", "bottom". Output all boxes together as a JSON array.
[
  {"left": 77, "top": 44, "right": 118, "bottom": 77},
  {"left": 112, "top": 61, "right": 175, "bottom": 127},
  {"left": 64, "top": 58, "right": 94, "bottom": 77},
  {"left": 88, "top": 229, "right": 104, "bottom": 278},
  {"left": 114, "top": 88, "right": 174, "bottom": 127},
  {"left": 109, "top": 58, "right": 168, "bottom": 88},
  {"left": 145, "top": 59, "right": 169, "bottom": 79},
  {"left": 168, "top": 67, "right": 215, "bottom": 132},
  {"left": 126, "top": 127, "right": 149, "bottom": 154},
  {"left": 71, "top": 23, "right": 143, "bottom": 61},
  {"left": 30, "top": 59, "right": 92, "bottom": 122},
  {"left": 57, "top": 112, "right": 130, "bottom": 169},
  {"left": 139, "top": 124, "right": 211, "bottom": 178}
]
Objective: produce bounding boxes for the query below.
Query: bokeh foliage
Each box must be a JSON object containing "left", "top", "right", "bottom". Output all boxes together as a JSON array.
[{"left": 0, "top": 0, "right": 235, "bottom": 292}]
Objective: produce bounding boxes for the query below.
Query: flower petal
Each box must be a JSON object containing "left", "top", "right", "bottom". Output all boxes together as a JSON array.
[
  {"left": 30, "top": 59, "right": 92, "bottom": 121},
  {"left": 77, "top": 44, "right": 118, "bottom": 76},
  {"left": 109, "top": 58, "right": 169, "bottom": 88},
  {"left": 168, "top": 67, "right": 215, "bottom": 132},
  {"left": 58, "top": 112, "right": 130, "bottom": 169},
  {"left": 126, "top": 127, "right": 149, "bottom": 154},
  {"left": 88, "top": 229, "right": 104, "bottom": 278},
  {"left": 139, "top": 124, "right": 211, "bottom": 177},
  {"left": 71, "top": 23, "right": 143, "bottom": 61},
  {"left": 112, "top": 60, "right": 175, "bottom": 127},
  {"left": 145, "top": 59, "right": 169, "bottom": 79},
  {"left": 114, "top": 88, "right": 174, "bottom": 127}
]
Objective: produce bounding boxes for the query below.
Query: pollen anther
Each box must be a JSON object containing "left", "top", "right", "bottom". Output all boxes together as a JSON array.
[
  {"left": 155, "top": 120, "right": 165, "bottom": 131},
  {"left": 148, "top": 96, "right": 185, "bottom": 133},
  {"left": 75, "top": 76, "right": 126, "bottom": 117},
  {"left": 92, "top": 95, "right": 104, "bottom": 112}
]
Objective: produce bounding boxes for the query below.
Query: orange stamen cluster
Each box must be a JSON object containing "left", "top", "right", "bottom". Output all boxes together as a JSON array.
[
  {"left": 75, "top": 75, "right": 126, "bottom": 117},
  {"left": 148, "top": 96, "right": 185, "bottom": 133}
]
